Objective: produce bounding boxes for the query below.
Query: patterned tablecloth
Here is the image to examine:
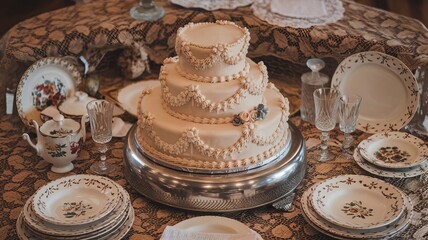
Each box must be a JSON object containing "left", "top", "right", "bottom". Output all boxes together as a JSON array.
[
  {"left": 1, "top": 0, "right": 428, "bottom": 239},
  {"left": 1, "top": 103, "right": 428, "bottom": 239},
  {"left": 1, "top": 0, "right": 428, "bottom": 113}
]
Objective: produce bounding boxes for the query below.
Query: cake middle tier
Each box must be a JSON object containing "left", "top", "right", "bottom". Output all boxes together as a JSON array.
[
  {"left": 137, "top": 83, "right": 290, "bottom": 170},
  {"left": 160, "top": 58, "right": 268, "bottom": 122}
]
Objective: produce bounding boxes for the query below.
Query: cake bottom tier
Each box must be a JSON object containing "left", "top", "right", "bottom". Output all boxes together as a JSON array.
[
  {"left": 124, "top": 122, "right": 306, "bottom": 211},
  {"left": 137, "top": 84, "right": 290, "bottom": 171}
]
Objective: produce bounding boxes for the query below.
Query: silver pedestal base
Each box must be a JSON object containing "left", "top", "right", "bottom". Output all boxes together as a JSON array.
[{"left": 123, "top": 122, "right": 306, "bottom": 212}]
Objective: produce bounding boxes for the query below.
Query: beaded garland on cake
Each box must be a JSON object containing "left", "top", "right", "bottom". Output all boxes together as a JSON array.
[
  {"left": 175, "top": 21, "right": 250, "bottom": 71},
  {"left": 161, "top": 59, "right": 268, "bottom": 115},
  {"left": 137, "top": 83, "right": 289, "bottom": 169},
  {"left": 173, "top": 57, "right": 251, "bottom": 83},
  {"left": 136, "top": 20, "right": 291, "bottom": 171}
]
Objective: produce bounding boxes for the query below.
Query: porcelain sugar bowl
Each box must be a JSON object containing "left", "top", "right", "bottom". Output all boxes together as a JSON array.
[
  {"left": 22, "top": 114, "right": 86, "bottom": 173},
  {"left": 58, "top": 91, "right": 95, "bottom": 120}
]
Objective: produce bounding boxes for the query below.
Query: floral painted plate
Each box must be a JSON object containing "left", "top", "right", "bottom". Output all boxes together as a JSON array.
[
  {"left": 331, "top": 51, "right": 418, "bottom": 133},
  {"left": 23, "top": 185, "right": 130, "bottom": 236},
  {"left": 117, "top": 79, "right": 160, "bottom": 117},
  {"left": 358, "top": 132, "right": 428, "bottom": 169},
  {"left": 32, "top": 174, "right": 120, "bottom": 226},
  {"left": 17, "top": 204, "right": 135, "bottom": 240},
  {"left": 301, "top": 185, "right": 412, "bottom": 239},
  {"left": 311, "top": 175, "right": 405, "bottom": 230},
  {"left": 353, "top": 149, "right": 428, "bottom": 178},
  {"left": 16, "top": 57, "right": 81, "bottom": 130}
]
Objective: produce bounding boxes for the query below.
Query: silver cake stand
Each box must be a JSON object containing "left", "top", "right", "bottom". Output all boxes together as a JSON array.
[{"left": 123, "top": 122, "right": 306, "bottom": 212}]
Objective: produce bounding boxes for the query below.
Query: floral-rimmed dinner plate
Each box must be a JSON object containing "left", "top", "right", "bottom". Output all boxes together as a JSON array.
[
  {"left": 32, "top": 174, "right": 120, "bottom": 226},
  {"left": 331, "top": 51, "right": 419, "bottom": 133},
  {"left": 358, "top": 131, "right": 428, "bottom": 169},
  {"left": 301, "top": 208, "right": 409, "bottom": 240},
  {"left": 17, "top": 204, "right": 135, "bottom": 240},
  {"left": 301, "top": 185, "right": 412, "bottom": 239},
  {"left": 24, "top": 206, "right": 128, "bottom": 240},
  {"left": 117, "top": 79, "right": 160, "bottom": 117},
  {"left": 353, "top": 148, "right": 428, "bottom": 178},
  {"left": 311, "top": 174, "right": 405, "bottom": 230},
  {"left": 23, "top": 186, "right": 130, "bottom": 237},
  {"left": 16, "top": 57, "right": 82, "bottom": 130}
]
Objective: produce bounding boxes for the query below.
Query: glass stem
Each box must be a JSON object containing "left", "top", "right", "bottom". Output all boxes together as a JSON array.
[
  {"left": 342, "top": 132, "right": 354, "bottom": 150},
  {"left": 98, "top": 143, "right": 108, "bottom": 171},
  {"left": 140, "top": 0, "right": 154, "bottom": 8},
  {"left": 320, "top": 131, "right": 329, "bottom": 158}
]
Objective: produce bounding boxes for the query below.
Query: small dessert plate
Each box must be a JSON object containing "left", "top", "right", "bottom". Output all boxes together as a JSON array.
[
  {"left": 16, "top": 57, "right": 81, "bottom": 130},
  {"left": 358, "top": 132, "right": 428, "bottom": 169},
  {"left": 32, "top": 174, "right": 120, "bottom": 226},
  {"left": 353, "top": 149, "right": 428, "bottom": 178},
  {"left": 311, "top": 174, "right": 405, "bottom": 230},
  {"left": 117, "top": 80, "right": 160, "bottom": 117}
]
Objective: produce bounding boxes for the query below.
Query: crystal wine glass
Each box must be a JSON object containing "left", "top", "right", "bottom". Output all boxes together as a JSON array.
[
  {"left": 86, "top": 100, "right": 117, "bottom": 175},
  {"left": 130, "top": 0, "right": 165, "bottom": 21},
  {"left": 313, "top": 88, "right": 340, "bottom": 161},
  {"left": 339, "top": 94, "right": 362, "bottom": 156}
]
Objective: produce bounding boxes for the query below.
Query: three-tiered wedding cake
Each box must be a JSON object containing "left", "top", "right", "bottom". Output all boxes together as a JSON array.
[{"left": 137, "top": 20, "right": 290, "bottom": 171}]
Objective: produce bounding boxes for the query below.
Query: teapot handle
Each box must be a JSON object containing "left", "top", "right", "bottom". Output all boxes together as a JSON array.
[{"left": 22, "top": 133, "right": 40, "bottom": 154}]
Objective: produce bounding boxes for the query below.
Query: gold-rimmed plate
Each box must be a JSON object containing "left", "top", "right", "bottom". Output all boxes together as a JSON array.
[{"left": 16, "top": 57, "right": 81, "bottom": 130}]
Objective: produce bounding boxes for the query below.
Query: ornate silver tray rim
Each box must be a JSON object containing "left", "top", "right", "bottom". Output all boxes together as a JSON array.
[
  {"left": 123, "top": 122, "right": 306, "bottom": 212},
  {"left": 134, "top": 128, "right": 292, "bottom": 174}
]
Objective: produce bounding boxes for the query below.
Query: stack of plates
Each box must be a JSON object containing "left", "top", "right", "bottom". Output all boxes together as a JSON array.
[
  {"left": 301, "top": 175, "right": 413, "bottom": 239},
  {"left": 355, "top": 132, "right": 428, "bottom": 178},
  {"left": 16, "top": 174, "right": 134, "bottom": 240}
]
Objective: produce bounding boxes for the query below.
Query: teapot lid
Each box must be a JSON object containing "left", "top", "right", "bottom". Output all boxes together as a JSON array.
[
  {"left": 58, "top": 91, "right": 96, "bottom": 117},
  {"left": 39, "top": 114, "right": 81, "bottom": 137}
]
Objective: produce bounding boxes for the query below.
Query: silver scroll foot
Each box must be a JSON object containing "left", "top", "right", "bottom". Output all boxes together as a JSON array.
[{"left": 272, "top": 192, "right": 296, "bottom": 212}]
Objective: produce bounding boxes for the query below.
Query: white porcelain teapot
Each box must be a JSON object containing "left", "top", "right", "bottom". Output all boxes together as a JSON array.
[{"left": 22, "top": 114, "right": 86, "bottom": 173}]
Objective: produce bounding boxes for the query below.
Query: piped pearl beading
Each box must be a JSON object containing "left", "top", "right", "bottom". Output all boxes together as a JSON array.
[
  {"left": 137, "top": 84, "right": 289, "bottom": 165},
  {"left": 160, "top": 61, "right": 268, "bottom": 115},
  {"left": 175, "top": 21, "right": 250, "bottom": 71}
]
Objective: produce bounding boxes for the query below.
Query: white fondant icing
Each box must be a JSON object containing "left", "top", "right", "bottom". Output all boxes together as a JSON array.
[
  {"left": 138, "top": 86, "right": 288, "bottom": 165},
  {"left": 175, "top": 21, "right": 250, "bottom": 78},
  {"left": 161, "top": 59, "right": 267, "bottom": 119},
  {"left": 136, "top": 20, "right": 291, "bottom": 171}
]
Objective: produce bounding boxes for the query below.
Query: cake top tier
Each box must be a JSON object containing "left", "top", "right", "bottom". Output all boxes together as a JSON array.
[
  {"left": 175, "top": 20, "right": 251, "bottom": 80},
  {"left": 177, "top": 20, "right": 247, "bottom": 47}
]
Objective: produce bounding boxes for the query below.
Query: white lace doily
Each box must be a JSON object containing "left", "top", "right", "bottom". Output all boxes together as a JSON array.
[
  {"left": 170, "top": 0, "right": 254, "bottom": 11},
  {"left": 252, "top": 0, "right": 345, "bottom": 28}
]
